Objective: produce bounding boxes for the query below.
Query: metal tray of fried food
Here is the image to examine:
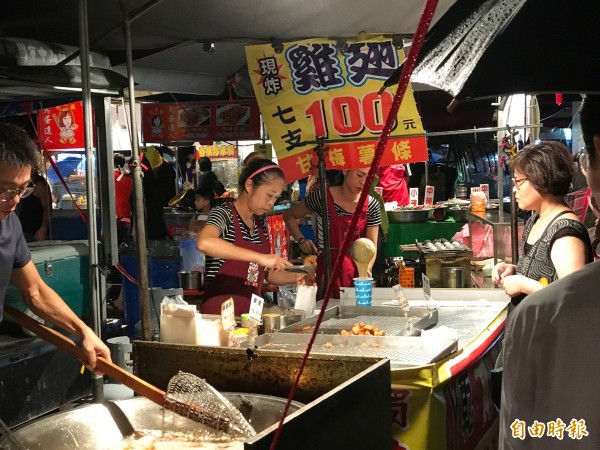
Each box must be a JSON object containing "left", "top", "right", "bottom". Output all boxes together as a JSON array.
[
  {"left": 277, "top": 305, "right": 438, "bottom": 337},
  {"left": 253, "top": 333, "right": 458, "bottom": 368}
]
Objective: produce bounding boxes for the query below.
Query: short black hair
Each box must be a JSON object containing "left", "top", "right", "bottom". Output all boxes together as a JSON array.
[
  {"left": 198, "top": 156, "right": 212, "bottom": 172},
  {"left": 195, "top": 185, "right": 214, "bottom": 200},
  {"left": 0, "top": 123, "right": 39, "bottom": 170},
  {"left": 509, "top": 141, "right": 574, "bottom": 196},
  {"left": 580, "top": 96, "right": 600, "bottom": 163},
  {"left": 114, "top": 152, "right": 126, "bottom": 168}
]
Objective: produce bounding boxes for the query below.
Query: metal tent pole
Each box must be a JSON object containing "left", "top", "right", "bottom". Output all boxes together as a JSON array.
[
  {"left": 57, "top": 0, "right": 165, "bottom": 67},
  {"left": 315, "top": 139, "right": 333, "bottom": 296},
  {"left": 78, "top": 0, "right": 103, "bottom": 402},
  {"left": 425, "top": 124, "right": 541, "bottom": 138},
  {"left": 123, "top": 10, "right": 152, "bottom": 342}
]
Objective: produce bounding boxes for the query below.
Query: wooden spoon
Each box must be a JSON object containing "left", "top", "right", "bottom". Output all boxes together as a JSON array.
[
  {"left": 3, "top": 305, "right": 234, "bottom": 433},
  {"left": 350, "top": 238, "right": 376, "bottom": 278}
]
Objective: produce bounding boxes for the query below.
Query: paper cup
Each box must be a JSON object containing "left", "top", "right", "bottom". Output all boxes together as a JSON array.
[{"left": 354, "top": 277, "right": 374, "bottom": 307}]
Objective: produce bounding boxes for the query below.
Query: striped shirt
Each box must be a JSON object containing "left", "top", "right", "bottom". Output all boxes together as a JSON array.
[
  {"left": 203, "top": 204, "right": 269, "bottom": 285},
  {"left": 304, "top": 189, "right": 381, "bottom": 249}
]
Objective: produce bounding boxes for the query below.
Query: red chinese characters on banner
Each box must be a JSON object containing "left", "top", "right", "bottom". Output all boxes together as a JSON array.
[
  {"left": 141, "top": 100, "right": 261, "bottom": 144},
  {"left": 37, "top": 101, "right": 86, "bottom": 150},
  {"left": 277, "top": 137, "right": 428, "bottom": 183},
  {"left": 391, "top": 388, "right": 410, "bottom": 450}
]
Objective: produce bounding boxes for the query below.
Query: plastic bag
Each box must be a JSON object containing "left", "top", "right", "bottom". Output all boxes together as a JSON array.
[
  {"left": 278, "top": 285, "right": 297, "bottom": 309},
  {"left": 295, "top": 285, "right": 317, "bottom": 318},
  {"left": 179, "top": 237, "right": 204, "bottom": 271}
]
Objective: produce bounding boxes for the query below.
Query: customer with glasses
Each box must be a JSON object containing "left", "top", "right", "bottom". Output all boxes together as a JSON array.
[
  {"left": 0, "top": 123, "right": 110, "bottom": 372},
  {"left": 498, "top": 98, "right": 600, "bottom": 449},
  {"left": 492, "top": 141, "right": 593, "bottom": 306}
]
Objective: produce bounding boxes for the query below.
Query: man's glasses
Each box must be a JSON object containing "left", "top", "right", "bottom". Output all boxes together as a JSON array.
[
  {"left": 0, "top": 183, "right": 35, "bottom": 202},
  {"left": 512, "top": 177, "right": 528, "bottom": 190}
]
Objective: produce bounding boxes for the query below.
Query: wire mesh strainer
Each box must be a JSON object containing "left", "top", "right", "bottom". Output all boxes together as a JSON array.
[{"left": 165, "top": 371, "right": 256, "bottom": 442}]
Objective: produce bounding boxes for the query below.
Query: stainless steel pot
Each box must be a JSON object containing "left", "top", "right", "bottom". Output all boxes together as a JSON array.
[
  {"left": 447, "top": 207, "right": 469, "bottom": 222},
  {"left": 387, "top": 208, "right": 430, "bottom": 223},
  {"left": 9, "top": 394, "right": 304, "bottom": 449},
  {"left": 178, "top": 270, "right": 204, "bottom": 290}
]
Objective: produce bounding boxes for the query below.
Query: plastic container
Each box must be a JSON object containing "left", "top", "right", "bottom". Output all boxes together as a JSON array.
[
  {"left": 179, "top": 237, "right": 204, "bottom": 272},
  {"left": 399, "top": 267, "right": 415, "bottom": 288},
  {"left": 232, "top": 328, "right": 250, "bottom": 346},
  {"left": 120, "top": 242, "right": 180, "bottom": 337},
  {"left": 470, "top": 191, "right": 486, "bottom": 213},
  {"left": 354, "top": 277, "right": 374, "bottom": 307}
]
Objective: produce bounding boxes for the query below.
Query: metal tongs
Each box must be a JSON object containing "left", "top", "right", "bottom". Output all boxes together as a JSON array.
[{"left": 284, "top": 266, "right": 310, "bottom": 274}]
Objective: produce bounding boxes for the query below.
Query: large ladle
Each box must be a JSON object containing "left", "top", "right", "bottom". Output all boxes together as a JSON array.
[
  {"left": 350, "top": 238, "right": 376, "bottom": 278},
  {"left": 3, "top": 305, "right": 240, "bottom": 435}
]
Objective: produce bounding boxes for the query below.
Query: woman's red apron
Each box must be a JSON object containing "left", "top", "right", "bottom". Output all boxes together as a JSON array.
[
  {"left": 316, "top": 189, "right": 369, "bottom": 298},
  {"left": 201, "top": 203, "right": 269, "bottom": 315}
]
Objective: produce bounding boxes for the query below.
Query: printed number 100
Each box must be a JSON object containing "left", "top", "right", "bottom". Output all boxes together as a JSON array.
[{"left": 305, "top": 91, "right": 396, "bottom": 138}]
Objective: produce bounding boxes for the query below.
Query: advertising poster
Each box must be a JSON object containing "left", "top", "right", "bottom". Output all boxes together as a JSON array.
[
  {"left": 246, "top": 35, "right": 427, "bottom": 182},
  {"left": 37, "top": 101, "right": 86, "bottom": 150},
  {"left": 141, "top": 100, "right": 261, "bottom": 144}
]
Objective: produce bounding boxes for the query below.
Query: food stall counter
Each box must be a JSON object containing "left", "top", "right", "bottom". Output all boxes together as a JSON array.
[{"left": 327, "top": 287, "right": 509, "bottom": 450}]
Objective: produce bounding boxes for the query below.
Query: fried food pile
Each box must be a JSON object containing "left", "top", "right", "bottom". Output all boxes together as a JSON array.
[
  {"left": 302, "top": 255, "right": 317, "bottom": 266},
  {"left": 219, "top": 104, "right": 247, "bottom": 125},
  {"left": 340, "top": 322, "right": 385, "bottom": 336}
]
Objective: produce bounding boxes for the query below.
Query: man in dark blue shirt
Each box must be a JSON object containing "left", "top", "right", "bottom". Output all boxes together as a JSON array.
[{"left": 0, "top": 123, "right": 110, "bottom": 371}]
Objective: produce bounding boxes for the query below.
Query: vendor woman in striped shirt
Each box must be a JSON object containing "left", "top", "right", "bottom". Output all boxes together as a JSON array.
[
  {"left": 284, "top": 169, "right": 381, "bottom": 298},
  {"left": 196, "top": 159, "right": 309, "bottom": 315}
]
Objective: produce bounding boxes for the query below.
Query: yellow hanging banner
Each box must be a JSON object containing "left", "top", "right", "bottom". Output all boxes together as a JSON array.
[{"left": 246, "top": 35, "right": 427, "bottom": 182}]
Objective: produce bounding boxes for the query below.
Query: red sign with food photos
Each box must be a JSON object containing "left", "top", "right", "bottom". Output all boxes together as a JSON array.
[
  {"left": 141, "top": 100, "right": 261, "bottom": 144},
  {"left": 37, "top": 101, "right": 87, "bottom": 150}
]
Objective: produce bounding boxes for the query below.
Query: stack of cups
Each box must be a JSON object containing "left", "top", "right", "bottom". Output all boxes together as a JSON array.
[{"left": 354, "top": 277, "right": 374, "bottom": 307}]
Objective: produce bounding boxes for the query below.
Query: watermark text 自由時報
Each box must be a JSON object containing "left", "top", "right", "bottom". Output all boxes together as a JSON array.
[{"left": 510, "top": 418, "right": 588, "bottom": 440}]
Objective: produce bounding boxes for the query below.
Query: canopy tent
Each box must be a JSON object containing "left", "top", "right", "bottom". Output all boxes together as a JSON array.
[{"left": 0, "top": 0, "right": 455, "bottom": 99}]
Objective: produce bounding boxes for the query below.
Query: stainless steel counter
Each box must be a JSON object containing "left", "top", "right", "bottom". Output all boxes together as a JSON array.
[{"left": 336, "top": 287, "right": 509, "bottom": 350}]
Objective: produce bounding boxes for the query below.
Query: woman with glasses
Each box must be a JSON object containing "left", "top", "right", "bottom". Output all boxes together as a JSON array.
[
  {"left": 492, "top": 141, "right": 593, "bottom": 306},
  {"left": 498, "top": 97, "right": 600, "bottom": 450}
]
